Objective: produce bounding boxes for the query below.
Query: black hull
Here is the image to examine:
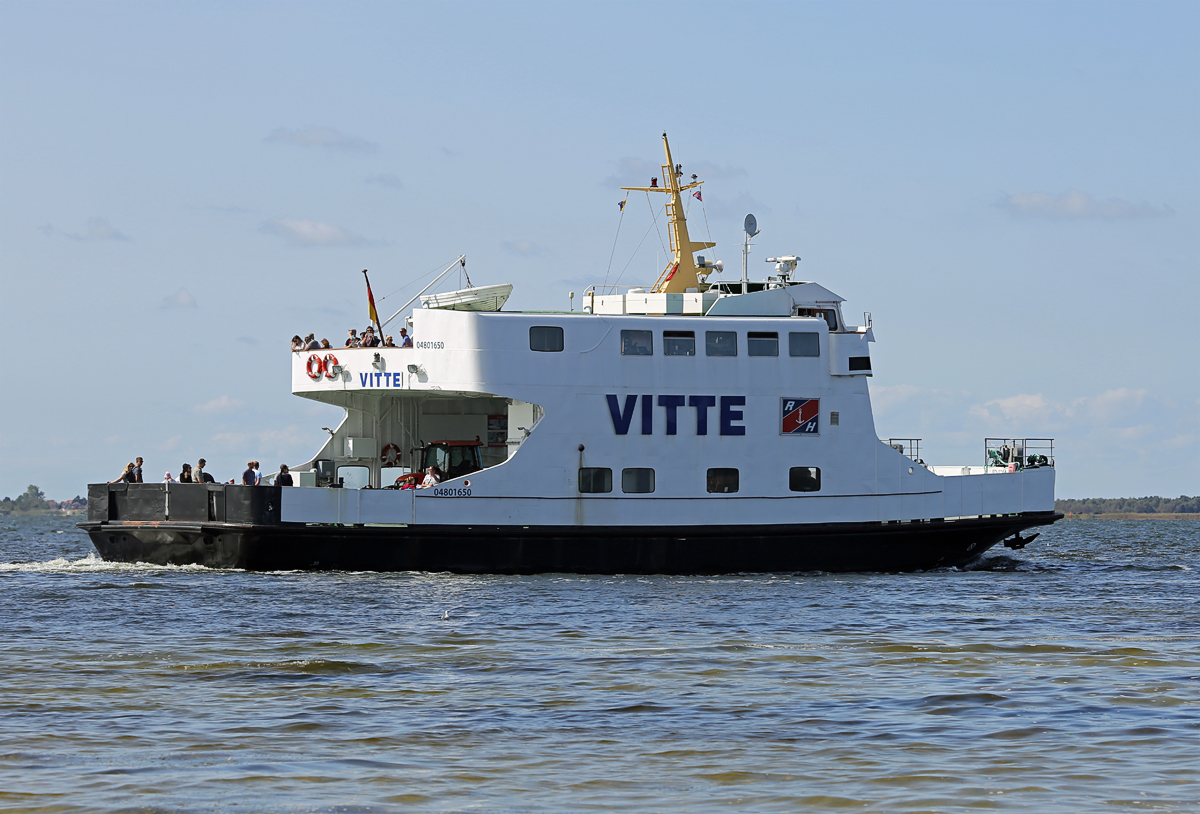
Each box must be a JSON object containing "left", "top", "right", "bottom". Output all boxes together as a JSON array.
[{"left": 79, "top": 513, "right": 1061, "bottom": 574}]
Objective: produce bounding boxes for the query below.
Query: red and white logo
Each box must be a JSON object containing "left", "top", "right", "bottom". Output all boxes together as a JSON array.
[{"left": 781, "top": 398, "right": 820, "bottom": 435}]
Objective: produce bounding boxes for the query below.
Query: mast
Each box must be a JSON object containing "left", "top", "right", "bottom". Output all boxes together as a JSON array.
[{"left": 622, "top": 133, "right": 716, "bottom": 294}]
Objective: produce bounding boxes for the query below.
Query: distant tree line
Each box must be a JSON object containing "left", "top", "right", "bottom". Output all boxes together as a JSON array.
[
  {"left": 1056, "top": 496, "right": 1199, "bottom": 514},
  {"left": 0, "top": 485, "right": 87, "bottom": 513}
]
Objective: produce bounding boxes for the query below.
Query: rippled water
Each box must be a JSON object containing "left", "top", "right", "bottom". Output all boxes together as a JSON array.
[{"left": 1, "top": 515, "right": 1197, "bottom": 812}]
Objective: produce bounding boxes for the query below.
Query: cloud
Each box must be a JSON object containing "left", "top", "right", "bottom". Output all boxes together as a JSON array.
[
  {"left": 194, "top": 396, "right": 245, "bottom": 415},
  {"left": 161, "top": 288, "right": 197, "bottom": 309},
  {"left": 996, "top": 191, "right": 1173, "bottom": 220},
  {"left": 366, "top": 173, "right": 404, "bottom": 189},
  {"left": 501, "top": 240, "right": 541, "bottom": 256},
  {"left": 40, "top": 217, "right": 130, "bottom": 241},
  {"left": 260, "top": 219, "right": 370, "bottom": 247},
  {"left": 211, "top": 425, "right": 313, "bottom": 458},
  {"left": 266, "top": 126, "right": 377, "bottom": 153},
  {"left": 441, "top": 147, "right": 461, "bottom": 158}
]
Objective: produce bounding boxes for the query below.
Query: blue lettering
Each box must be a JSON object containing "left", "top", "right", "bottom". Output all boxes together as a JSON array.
[
  {"left": 384, "top": 372, "right": 392, "bottom": 387},
  {"left": 375, "top": 372, "right": 383, "bottom": 387},
  {"left": 359, "top": 372, "right": 370, "bottom": 387},
  {"left": 688, "top": 395, "right": 715, "bottom": 436},
  {"left": 393, "top": 372, "right": 402, "bottom": 387},
  {"left": 641, "top": 394, "right": 653, "bottom": 435},
  {"left": 658, "top": 395, "right": 685, "bottom": 435},
  {"left": 720, "top": 396, "right": 746, "bottom": 436},
  {"left": 606, "top": 394, "right": 637, "bottom": 435}
]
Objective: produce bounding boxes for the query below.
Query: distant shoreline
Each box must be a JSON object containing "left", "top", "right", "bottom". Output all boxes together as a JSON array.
[{"left": 1060, "top": 513, "right": 1197, "bottom": 520}]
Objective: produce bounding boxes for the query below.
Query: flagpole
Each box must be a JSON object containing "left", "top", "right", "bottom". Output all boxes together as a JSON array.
[{"left": 363, "top": 269, "right": 384, "bottom": 338}]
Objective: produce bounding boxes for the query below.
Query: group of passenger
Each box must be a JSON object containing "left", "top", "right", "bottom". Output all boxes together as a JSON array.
[
  {"left": 290, "top": 327, "right": 412, "bottom": 351},
  {"left": 290, "top": 334, "right": 333, "bottom": 352},
  {"left": 344, "top": 326, "right": 412, "bottom": 348},
  {"left": 113, "top": 457, "right": 291, "bottom": 486}
]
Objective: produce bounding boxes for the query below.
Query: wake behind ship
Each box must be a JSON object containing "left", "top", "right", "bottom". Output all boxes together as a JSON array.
[{"left": 81, "top": 134, "right": 1061, "bottom": 572}]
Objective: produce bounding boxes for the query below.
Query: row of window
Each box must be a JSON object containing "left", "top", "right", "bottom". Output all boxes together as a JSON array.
[
  {"left": 529, "top": 326, "right": 821, "bottom": 357},
  {"left": 578, "top": 466, "right": 821, "bottom": 494}
]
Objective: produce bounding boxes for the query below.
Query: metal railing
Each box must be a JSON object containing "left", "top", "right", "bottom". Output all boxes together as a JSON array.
[
  {"left": 886, "top": 438, "right": 922, "bottom": 462},
  {"left": 985, "top": 438, "right": 1054, "bottom": 471}
]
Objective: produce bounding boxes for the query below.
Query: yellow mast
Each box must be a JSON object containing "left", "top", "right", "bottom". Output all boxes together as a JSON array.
[{"left": 622, "top": 133, "right": 716, "bottom": 294}]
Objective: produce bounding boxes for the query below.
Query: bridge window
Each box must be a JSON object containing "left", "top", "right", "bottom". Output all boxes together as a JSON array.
[
  {"left": 789, "top": 331, "right": 820, "bottom": 357},
  {"left": 707, "top": 468, "right": 739, "bottom": 493},
  {"left": 748, "top": 332, "right": 779, "bottom": 356},
  {"left": 849, "top": 356, "right": 872, "bottom": 371},
  {"left": 705, "top": 331, "right": 737, "bottom": 356},
  {"left": 621, "top": 330, "right": 653, "bottom": 355},
  {"left": 621, "top": 468, "right": 655, "bottom": 493},
  {"left": 789, "top": 467, "right": 821, "bottom": 492},
  {"left": 663, "top": 330, "right": 695, "bottom": 356},
  {"left": 529, "top": 326, "right": 564, "bottom": 352},
  {"left": 337, "top": 465, "right": 370, "bottom": 490},
  {"left": 579, "top": 467, "right": 612, "bottom": 493}
]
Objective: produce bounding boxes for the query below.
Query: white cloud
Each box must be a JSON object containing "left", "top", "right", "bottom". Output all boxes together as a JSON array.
[
  {"left": 194, "top": 396, "right": 245, "bottom": 415},
  {"left": 40, "top": 217, "right": 130, "bottom": 241},
  {"left": 997, "top": 191, "right": 1173, "bottom": 220},
  {"left": 502, "top": 239, "right": 541, "bottom": 256},
  {"left": 266, "top": 126, "right": 377, "bottom": 153},
  {"left": 260, "top": 219, "right": 369, "bottom": 247},
  {"left": 161, "top": 287, "right": 197, "bottom": 308},
  {"left": 366, "top": 173, "right": 403, "bottom": 189}
]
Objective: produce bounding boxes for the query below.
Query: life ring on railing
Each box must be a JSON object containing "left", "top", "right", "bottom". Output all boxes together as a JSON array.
[
  {"left": 323, "top": 353, "right": 339, "bottom": 379},
  {"left": 306, "top": 354, "right": 324, "bottom": 379},
  {"left": 381, "top": 443, "right": 402, "bottom": 466}
]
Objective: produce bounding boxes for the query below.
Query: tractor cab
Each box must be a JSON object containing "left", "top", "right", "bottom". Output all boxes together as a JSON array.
[
  {"left": 420, "top": 439, "right": 483, "bottom": 480},
  {"left": 390, "top": 439, "right": 483, "bottom": 488}
]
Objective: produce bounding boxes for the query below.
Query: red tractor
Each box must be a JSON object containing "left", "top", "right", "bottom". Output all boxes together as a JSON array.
[{"left": 391, "top": 440, "right": 483, "bottom": 488}]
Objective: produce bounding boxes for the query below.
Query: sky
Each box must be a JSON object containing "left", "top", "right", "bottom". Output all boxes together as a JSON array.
[{"left": 1, "top": 0, "right": 1197, "bottom": 501}]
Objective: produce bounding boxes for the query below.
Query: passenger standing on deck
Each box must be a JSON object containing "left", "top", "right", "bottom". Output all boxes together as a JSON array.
[
  {"left": 109, "top": 463, "right": 136, "bottom": 483},
  {"left": 305, "top": 333, "right": 320, "bottom": 350},
  {"left": 399, "top": 328, "right": 412, "bottom": 348},
  {"left": 276, "top": 464, "right": 293, "bottom": 487},
  {"left": 163, "top": 471, "right": 175, "bottom": 483},
  {"left": 320, "top": 338, "right": 332, "bottom": 349},
  {"left": 178, "top": 463, "right": 193, "bottom": 483},
  {"left": 290, "top": 335, "right": 305, "bottom": 352},
  {"left": 252, "top": 461, "right": 262, "bottom": 485},
  {"left": 194, "top": 458, "right": 208, "bottom": 484},
  {"left": 242, "top": 462, "right": 255, "bottom": 485},
  {"left": 133, "top": 457, "right": 144, "bottom": 483},
  {"left": 345, "top": 329, "right": 360, "bottom": 348}
]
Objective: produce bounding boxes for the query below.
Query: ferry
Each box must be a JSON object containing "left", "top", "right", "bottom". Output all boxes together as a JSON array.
[{"left": 81, "top": 134, "right": 1061, "bottom": 573}]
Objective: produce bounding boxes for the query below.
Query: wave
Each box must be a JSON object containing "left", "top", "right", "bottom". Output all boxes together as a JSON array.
[{"left": 0, "top": 552, "right": 227, "bottom": 573}]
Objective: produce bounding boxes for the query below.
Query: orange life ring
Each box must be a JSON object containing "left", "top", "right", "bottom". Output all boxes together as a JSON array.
[
  {"left": 381, "top": 443, "right": 402, "bottom": 466},
  {"left": 306, "top": 354, "right": 324, "bottom": 379},
  {"left": 323, "top": 353, "right": 339, "bottom": 379}
]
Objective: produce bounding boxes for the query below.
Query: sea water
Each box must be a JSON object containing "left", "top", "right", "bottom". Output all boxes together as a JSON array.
[{"left": 1, "top": 514, "right": 1197, "bottom": 812}]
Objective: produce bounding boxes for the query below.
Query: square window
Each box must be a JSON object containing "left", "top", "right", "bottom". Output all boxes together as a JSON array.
[
  {"left": 788, "top": 331, "right": 820, "bottom": 357},
  {"left": 621, "top": 330, "right": 653, "bottom": 355},
  {"left": 663, "top": 330, "right": 696, "bottom": 356},
  {"left": 789, "top": 467, "right": 821, "bottom": 492},
  {"left": 578, "top": 467, "right": 612, "bottom": 493},
  {"left": 529, "top": 326, "right": 564, "bottom": 352},
  {"left": 849, "top": 356, "right": 872, "bottom": 371},
  {"left": 621, "top": 468, "right": 655, "bottom": 493},
  {"left": 705, "top": 331, "right": 737, "bottom": 356},
  {"left": 748, "top": 332, "right": 779, "bottom": 357},
  {"left": 706, "top": 468, "right": 739, "bottom": 493}
]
